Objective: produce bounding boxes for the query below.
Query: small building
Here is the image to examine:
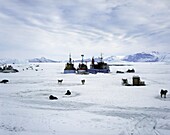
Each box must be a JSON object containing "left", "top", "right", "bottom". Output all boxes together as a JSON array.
[
  {"left": 133, "top": 76, "right": 145, "bottom": 86},
  {"left": 133, "top": 76, "right": 140, "bottom": 86}
]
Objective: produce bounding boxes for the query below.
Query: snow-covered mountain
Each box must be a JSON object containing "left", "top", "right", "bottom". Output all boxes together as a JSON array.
[
  {"left": 121, "top": 52, "right": 170, "bottom": 62},
  {"left": 0, "top": 58, "right": 28, "bottom": 64},
  {"left": 28, "top": 57, "right": 61, "bottom": 63},
  {"left": 86, "top": 52, "right": 167, "bottom": 63},
  {"left": 73, "top": 56, "right": 122, "bottom": 63},
  {"left": 0, "top": 57, "right": 61, "bottom": 64},
  {"left": 122, "top": 52, "right": 159, "bottom": 62},
  {"left": 104, "top": 56, "right": 123, "bottom": 62},
  {"left": 157, "top": 53, "right": 170, "bottom": 62}
]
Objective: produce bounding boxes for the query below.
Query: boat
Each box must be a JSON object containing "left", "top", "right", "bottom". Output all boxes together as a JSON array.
[
  {"left": 64, "top": 54, "right": 76, "bottom": 74},
  {"left": 77, "top": 55, "right": 89, "bottom": 74},
  {"left": 88, "top": 54, "right": 110, "bottom": 74}
]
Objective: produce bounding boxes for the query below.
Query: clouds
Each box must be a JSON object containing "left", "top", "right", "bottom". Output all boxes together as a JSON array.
[{"left": 0, "top": 0, "right": 170, "bottom": 59}]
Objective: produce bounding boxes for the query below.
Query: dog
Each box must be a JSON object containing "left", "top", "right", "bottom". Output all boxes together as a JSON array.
[
  {"left": 49, "top": 95, "right": 58, "bottom": 100},
  {"left": 122, "top": 79, "right": 128, "bottom": 85},
  {"left": 65, "top": 90, "right": 71, "bottom": 95},
  {"left": 0, "top": 79, "right": 9, "bottom": 84},
  {"left": 81, "top": 79, "right": 85, "bottom": 85},
  {"left": 160, "top": 89, "right": 168, "bottom": 98},
  {"left": 58, "top": 79, "right": 63, "bottom": 84},
  {"left": 126, "top": 69, "right": 135, "bottom": 73},
  {"left": 116, "top": 71, "right": 124, "bottom": 74}
]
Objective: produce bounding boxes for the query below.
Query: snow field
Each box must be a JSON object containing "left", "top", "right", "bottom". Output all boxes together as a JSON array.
[{"left": 0, "top": 62, "right": 170, "bottom": 135}]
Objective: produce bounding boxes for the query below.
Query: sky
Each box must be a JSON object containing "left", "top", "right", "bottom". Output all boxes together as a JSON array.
[{"left": 0, "top": 0, "right": 170, "bottom": 60}]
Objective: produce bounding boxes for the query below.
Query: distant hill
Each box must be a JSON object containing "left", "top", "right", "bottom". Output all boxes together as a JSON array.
[
  {"left": 104, "top": 56, "right": 122, "bottom": 62},
  {"left": 121, "top": 52, "right": 170, "bottom": 62},
  {"left": 157, "top": 53, "right": 170, "bottom": 62},
  {"left": 0, "top": 58, "right": 28, "bottom": 64},
  {"left": 0, "top": 57, "right": 60, "bottom": 64},
  {"left": 28, "top": 57, "right": 61, "bottom": 63},
  {"left": 122, "top": 52, "right": 159, "bottom": 62}
]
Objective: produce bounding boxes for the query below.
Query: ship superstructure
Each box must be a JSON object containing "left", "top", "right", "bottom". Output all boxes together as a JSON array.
[
  {"left": 64, "top": 54, "right": 76, "bottom": 74},
  {"left": 77, "top": 55, "right": 88, "bottom": 74},
  {"left": 88, "top": 54, "right": 110, "bottom": 74}
]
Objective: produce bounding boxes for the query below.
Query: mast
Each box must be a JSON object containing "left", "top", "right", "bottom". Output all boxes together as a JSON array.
[
  {"left": 100, "top": 53, "right": 103, "bottom": 62},
  {"left": 91, "top": 56, "right": 95, "bottom": 65},
  {"left": 81, "top": 54, "right": 84, "bottom": 64},
  {"left": 69, "top": 53, "right": 72, "bottom": 64}
]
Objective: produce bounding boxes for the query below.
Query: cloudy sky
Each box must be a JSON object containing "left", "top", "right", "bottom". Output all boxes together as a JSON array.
[{"left": 0, "top": 0, "right": 170, "bottom": 60}]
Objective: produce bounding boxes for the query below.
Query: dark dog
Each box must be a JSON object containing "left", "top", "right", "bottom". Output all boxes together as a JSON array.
[
  {"left": 0, "top": 79, "right": 9, "bottom": 84},
  {"left": 49, "top": 95, "right": 58, "bottom": 100},
  {"left": 122, "top": 79, "right": 128, "bottom": 85},
  {"left": 81, "top": 79, "right": 85, "bottom": 85},
  {"left": 160, "top": 89, "right": 168, "bottom": 98},
  {"left": 58, "top": 79, "right": 63, "bottom": 84},
  {"left": 127, "top": 69, "right": 135, "bottom": 73},
  {"left": 116, "top": 71, "right": 124, "bottom": 74},
  {"left": 65, "top": 90, "right": 71, "bottom": 95}
]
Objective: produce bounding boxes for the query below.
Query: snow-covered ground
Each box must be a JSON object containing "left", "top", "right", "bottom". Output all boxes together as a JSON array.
[{"left": 0, "top": 62, "right": 170, "bottom": 135}]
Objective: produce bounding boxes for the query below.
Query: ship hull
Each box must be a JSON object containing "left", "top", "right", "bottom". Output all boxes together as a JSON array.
[
  {"left": 88, "top": 69, "right": 110, "bottom": 74},
  {"left": 77, "top": 70, "right": 89, "bottom": 74},
  {"left": 64, "top": 70, "right": 76, "bottom": 74}
]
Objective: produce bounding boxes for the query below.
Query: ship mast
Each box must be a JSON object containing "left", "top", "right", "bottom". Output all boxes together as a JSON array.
[
  {"left": 69, "top": 53, "right": 72, "bottom": 64},
  {"left": 91, "top": 56, "right": 95, "bottom": 65},
  {"left": 81, "top": 54, "right": 84, "bottom": 64},
  {"left": 100, "top": 53, "right": 103, "bottom": 62}
]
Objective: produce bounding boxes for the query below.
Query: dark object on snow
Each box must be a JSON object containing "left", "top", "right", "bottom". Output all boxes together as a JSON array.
[
  {"left": 116, "top": 71, "right": 124, "bottom": 74},
  {"left": 122, "top": 76, "right": 145, "bottom": 86},
  {"left": 160, "top": 89, "right": 168, "bottom": 98},
  {"left": 122, "top": 79, "right": 129, "bottom": 86},
  {"left": 132, "top": 76, "right": 145, "bottom": 86},
  {"left": 13, "top": 69, "right": 19, "bottom": 72},
  {"left": 133, "top": 76, "right": 140, "bottom": 86},
  {"left": 65, "top": 90, "right": 71, "bottom": 95},
  {"left": 58, "top": 79, "right": 63, "bottom": 84},
  {"left": 127, "top": 69, "right": 135, "bottom": 73},
  {"left": 49, "top": 95, "right": 58, "bottom": 100},
  {"left": 0, "top": 65, "right": 19, "bottom": 73},
  {"left": 81, "top": 79, "right": 85, "bottom": 85},
  {"left": 0, "top": 79, "right": 9, "bottom": 83}
]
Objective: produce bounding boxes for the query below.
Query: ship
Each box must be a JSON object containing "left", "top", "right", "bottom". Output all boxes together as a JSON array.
[
  {"left": 64, "top": 54, "right": 76, "bottom": 74},
  {"left": 77, "top": 55, "right": 89, "bottom": 74},
  {"left": 88, "top": 54, "right": 110, "bottom": 74}
]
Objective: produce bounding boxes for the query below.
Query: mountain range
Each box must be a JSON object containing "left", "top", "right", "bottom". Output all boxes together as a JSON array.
[
  {"left": 86, "top": 52, "right": 170, "bottom": 63},
  {"left": 28, "top": 57, "right": 61, "bottom": 63},
  {"left": 0, "top": 52, "right": 170, "bottom": 64}
]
